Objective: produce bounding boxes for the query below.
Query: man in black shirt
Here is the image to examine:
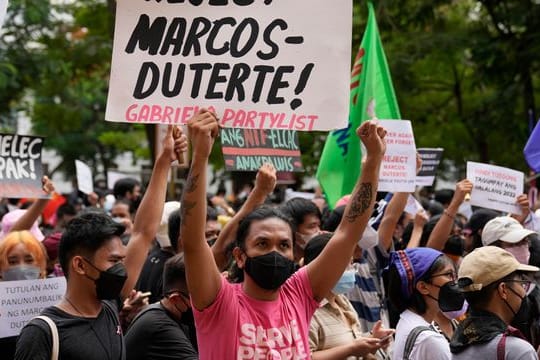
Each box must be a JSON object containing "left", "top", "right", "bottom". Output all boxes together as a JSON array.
[
  {"left": 15, "top": 126, "right": 188, "bottom": 360},
  {"left": 126, "top": 253, "right": 198, "bottom": 359}
]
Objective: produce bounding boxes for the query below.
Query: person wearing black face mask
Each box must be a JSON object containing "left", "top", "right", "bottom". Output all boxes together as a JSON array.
[
  {"left": 125, "top": 254, "right": 198, "bottom": 360},
  {"left": 181, "top": 115, "right": 387, "bottom": 359},
  {"left": 15, "top": 126, "right": 188, "bottom": 360},
  {"left": 450, "top": 246, "right": 539, "bottom": 360}
]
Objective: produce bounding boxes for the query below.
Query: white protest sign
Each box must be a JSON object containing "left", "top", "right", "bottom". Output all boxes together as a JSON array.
[
  {"left": 107, "top": 171, "right": 139, "bottom": 191},
  {"left": 466, "top": 161, "right": 524, "bottom": 215},
  {"left": 105, "top": 0, "right": 352, "bottom": 131},
  {"left": 377, "top": 120, "right": 417, "bottom": 192},
  {"left": 75, "top": 160, "right": 94, "bottom": 194},
  {"left": 0, "top": 277, "right": 66, "bottom": 338},
  {"left": 404, "top": 195, "right": 424, "bottom": 216},
  {"left": 0, "top": 0, "right": 8, "bottom": 29}
]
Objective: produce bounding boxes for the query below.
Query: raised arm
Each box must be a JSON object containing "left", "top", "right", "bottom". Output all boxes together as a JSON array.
[
  {"left": 10, "top": 176, "right": 54, "bottom": 232},
  {"left": 180, "top": 110, "right": 222, "bottom": 310},
  {"left": 121, "top": 126, "right": 187, "bottom": 300},
  {"left": 307, "top": 121, "right": 386, "bottom": 301},
  {"left": 426, "top": 179, "right": 472, "bottom": 250},
  {"left": 377, "top": 192, "right": 408, "bottom": 252},
  {"left": 212, "top": 163, "right": 276, "bottom": 271}
]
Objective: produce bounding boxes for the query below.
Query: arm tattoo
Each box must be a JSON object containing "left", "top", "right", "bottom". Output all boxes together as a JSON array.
[
  {"left": 345, "top": 183, "right": 373, "bottom": 223},
  {"left": 185, "top": 172, "right": 199, "bottom": 193},
  {"left": 180, "top": 200, "right": 197, "bottom": 224}
]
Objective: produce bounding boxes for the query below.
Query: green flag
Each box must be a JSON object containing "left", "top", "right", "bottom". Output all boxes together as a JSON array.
[{"left": 316, "top": 1, "right": 400, "bottom": 209}]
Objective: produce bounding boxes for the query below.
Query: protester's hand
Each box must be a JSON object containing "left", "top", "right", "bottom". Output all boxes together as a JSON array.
[
  {"left": 416, "top": 152, "right": 423, "bottom": 175},
  {"left": 161, "top": 125, "right": 188, "bottom": 163},
  {"left": 253, "top": 163, "right": 277, "bottom": 195},
  {"left": 187, "top": 109, "right": 219, "bottom": 161},
  {"left": 172, "top": 125, "right": 188, "bottom": 162},
  {"left": 453, "top": 179, "right": 473, "bottom": 204},
  {"left": 120, "top": 290, "right": 149, "bottom": 329},
  {"left": 42, "top": 176, "right": 55, "bottom": 195},
  {"left": 370, "top": 320, "right": 394, "bottom": 349},
  {"left": 513, "top": 194, "right": 531, "bottom": 222},
  {"left": 349, "top": 337, "right": 383, "bottom": 356},
  {"left": 357, "top": 120, "right": 386, "bottom": 159},
  {"left": 414, "top": 209, "right": 429, "bottom": 228}
]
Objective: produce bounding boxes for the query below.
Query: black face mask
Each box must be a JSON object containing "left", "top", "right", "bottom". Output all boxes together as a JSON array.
[
  {"left": 84, "top": 259, "right": 128, "bottom": 300},
  {"left": 506, "top": 286, "right": 530, "bottom": 326},
  {"left": 244, "top": 251, "right": 296, "bottom": 290},
  {"left": 427, "top": 281, "right": 465, "bottom": 312}
]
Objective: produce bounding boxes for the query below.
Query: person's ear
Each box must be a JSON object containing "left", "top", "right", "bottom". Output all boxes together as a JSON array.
[
  {"left": 72, "top": 256, "right": 87, "bottom": 276},
  {"left": 233, "top": 247, "right": 246, "bottom": 269},
  {"left": 415, "top": 280, "right": 430, "bottom": 295},
  {"left": 497, "top": 282, "right": 509, "bottom": 300}
]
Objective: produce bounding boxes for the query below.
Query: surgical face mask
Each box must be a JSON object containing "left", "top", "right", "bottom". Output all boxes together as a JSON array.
[
  {"left": 332, "top": 269, "right": 356, "bottom": 294},
  {"left": 84, "top": 259, "right": 128, "bottom": 300},
  {"left": 2, "top": 265, "right": 41, "bottom": 281},
  {"left": 505, "top": 244, "right": 530, "bottom": 265},
  {"left": 244, "top": 251, "right": 296, "bottom": 290}
]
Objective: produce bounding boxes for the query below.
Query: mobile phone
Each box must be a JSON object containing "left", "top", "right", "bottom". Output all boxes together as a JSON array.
[
  {"left": 379, "top": 333, "right": 393, "bottom": 342},
  {"left": 130, "top": 291, "right": 151, "bottom": 306}
]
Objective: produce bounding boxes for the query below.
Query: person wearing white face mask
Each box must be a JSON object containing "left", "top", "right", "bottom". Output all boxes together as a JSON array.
[
  {"left": 481, "top": 216, "right": 540, "bottom": 349},
  {"left": 304, "top": 233, "right": 394, "bottom": 360}
]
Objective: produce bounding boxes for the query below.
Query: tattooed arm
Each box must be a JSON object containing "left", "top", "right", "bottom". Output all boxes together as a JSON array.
[
  {"left": 179, "top": 110, "right": 223, "bottom": 310},
  {"left": 307, "top": 121, "right": 386, "bottom": 301}
]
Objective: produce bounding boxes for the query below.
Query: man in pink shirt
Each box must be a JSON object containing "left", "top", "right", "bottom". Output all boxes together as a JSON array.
[{"left": 180, "top": 110, "right": 389, "bottom": 359}]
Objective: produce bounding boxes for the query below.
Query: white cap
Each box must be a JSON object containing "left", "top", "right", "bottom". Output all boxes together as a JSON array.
[
  {"left": 156, "top": 201, "right": 181, "bottom": 248},
  {"left": 481, "top": 216, "right": 535, "bottom": 246}
]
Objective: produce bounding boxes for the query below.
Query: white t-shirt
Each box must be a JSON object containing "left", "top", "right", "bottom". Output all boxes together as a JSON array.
[
  {"left": 451, "top": 333, "right": 538, "bottom": 360},
  {"left": 393, "top": 309, "right": 451, "bottom": 360}
]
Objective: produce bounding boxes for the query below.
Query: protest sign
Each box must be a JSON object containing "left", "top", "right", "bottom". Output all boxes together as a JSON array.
[
  {"left": 75, "top": 160, "right": 94, "bottom": 194},
  {"left": 0, "top": 134, "right": 46, "bottom": 198},
  {"left": 0, "top": 0, "right": 7, "bottom": 29},
  {"left": 107, "top": 171, "right": 139, "bottom": 190},
  {"left": 416, "top": 148, "right": 443, "bottom": 187},
  {"left": 0, "top": 277, "right": 66, "bottom": 338},
  {"left": 404, "top": 194, "right": 424, "bottom": 216},
  {"left": 221, "top": 128, "right": 302, "bottom": 172},
  {"left": 105, "top": 0, "right": 352, "bottom": 131},
  {"left": 466, "top": 161, "right": 524, "bottom": 215},
  {"left": 376, "top": 120, "right": 417, "bottom": 192}
]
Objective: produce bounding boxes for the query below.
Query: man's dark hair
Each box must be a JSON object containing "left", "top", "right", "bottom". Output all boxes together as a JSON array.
[
  {"left": 303, "top": 232, "right": 334, "bottom": 265},
  {"left": 236, "top": 206, "right": 294, "bottom": 250},
  {"left": 280, "top": 197, "right": 321, "bottom": 228},
  {"left": 59, "top": 211, "right": 125, "bottom": 278},
  {"left": 113, "top": 177, "right": 140, "bottom": 199},
  {"left": 434, "top": 189, "right": 454, "bottom": 207},
  {"left": 56, "top": 203, "right": 77, "bottom": 219},
  {"left": 163, "top": 253, "right": 187, "bottom": 295},
  {"left": 207, "top": 205, "right": 218, "bottom": 222},
  {"left": 167, "top": 209, "right": 181, "bottom": 251}
]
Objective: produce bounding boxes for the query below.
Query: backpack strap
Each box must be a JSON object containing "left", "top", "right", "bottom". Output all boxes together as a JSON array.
[
  {"left": 34, "top": 315, "right": 59, "bottom": 360},
  {"left": 403, "top": 325, "right": 434, "bottom": 360}
]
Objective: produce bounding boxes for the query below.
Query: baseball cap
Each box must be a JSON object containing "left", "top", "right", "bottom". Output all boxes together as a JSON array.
[
  {"left": 386, "top": 248, "right": 443, "bottom": 299},
  {"left": 0, "top": 209, "right": 45, "bottom": 241},
  {"left": 481, "top": 216, "right": 535, "bottom": 246},
  {"left": 458, "top": 246, "right": 538, "bottom": 292},
  {"left": 464, "top": 209, "right": 499, "bottom": 234},
  {"left": 156, "top": 201, "right": 181, "bottom": 248}
]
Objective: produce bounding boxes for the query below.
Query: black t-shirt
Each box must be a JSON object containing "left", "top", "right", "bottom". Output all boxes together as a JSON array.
[
  {"left": 125, "top": 302, "right": 198, "bottom": 360},
  {"left": 14, "top": 300, "right": 125, "bottom": 360},
  {"left": 135, "top": 246, "right": 174, "bottom": 304}
]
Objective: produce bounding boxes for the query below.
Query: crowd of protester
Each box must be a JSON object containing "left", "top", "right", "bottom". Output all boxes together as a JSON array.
[{"left": 1, "top": 111, "right": 540, "bottom": 359}]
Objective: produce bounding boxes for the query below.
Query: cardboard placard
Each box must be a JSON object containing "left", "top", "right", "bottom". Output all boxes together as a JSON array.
[
  {"left": 416, "top": 148, "right": 443, "bottom": 187},
  {"left": 376, "top": 120, "right": 417, "bottom": 192},
  {"left": 105, "top": 0, "right": 352, "bottom": 131},
  {"left": 221, "top": 128, "right": 302, "bottom": 172},
  {"left": 0, "top": 277, "right": 66, "bottom": 338},
  {"left": 0, "top": 134, "right": 46, "bottom": 198},
  {"left": 75, "top": 160, "right": 94, "bottom": 194},
  {"left": 466, "top": 161, "right": 524, "bottom": 215}
]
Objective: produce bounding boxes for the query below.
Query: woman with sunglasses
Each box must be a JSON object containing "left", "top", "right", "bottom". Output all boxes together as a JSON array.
[{"left": 383, "top": 248, "right": 465, "bottom": 359}]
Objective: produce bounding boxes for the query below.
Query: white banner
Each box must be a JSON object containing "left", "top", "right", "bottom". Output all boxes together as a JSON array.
[
  {"left": 75, "top": 160, "right": 94, "bottom": 194},
  {"left": 0, "top": 277, "right": 66, "bottom": 338},
  {"left": 376, "top": 120, "right": 417, "bottom": 192},
  {"left": 105, "top": 0, "right": 352, "bottom": 131},
  {"left": 466, "top": 161, "right": 524, "bottom": 215}
]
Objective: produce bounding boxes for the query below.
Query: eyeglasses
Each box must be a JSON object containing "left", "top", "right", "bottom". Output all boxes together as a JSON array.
[
  {"left": 507, "top": 280, "right": 532, "bottom": 293},
  {"left": 429, "top": 271, "right": 458, "bottom": 282}
]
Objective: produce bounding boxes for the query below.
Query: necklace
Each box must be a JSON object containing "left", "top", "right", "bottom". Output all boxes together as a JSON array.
[{"left": 64, "top": 296, "right": 91, "bottom": 317}]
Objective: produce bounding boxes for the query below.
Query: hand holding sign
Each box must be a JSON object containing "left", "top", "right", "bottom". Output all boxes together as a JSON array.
[
  {"left": 162, "top": 125, "right": 188, "bottom": 164},
  {"left": 513, "top": 193, "right": 531, "bottom": 221},
  {"left": 454, "top": 179, "right": 474, "bottom": 204},
  {"left": 41, "top": 176, "right": 55, "bottom": 196},
  {"left": 172, "top": 126, "right": 187, "bottom": 165},
  {"left": 357, "top": 121, "right": 387, "bottom": 160},
  {"left": 188, "top": 109, "right": 219, "bottom": 160}
]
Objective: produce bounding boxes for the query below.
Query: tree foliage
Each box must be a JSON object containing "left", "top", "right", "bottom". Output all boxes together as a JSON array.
[{"left": 0, "top": 0, "right": 538, "bottom": 184}]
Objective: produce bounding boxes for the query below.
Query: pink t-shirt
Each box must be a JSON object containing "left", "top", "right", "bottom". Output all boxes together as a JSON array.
[{"left": 194, "top": 267, "right": 319, "bottom": 360}]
